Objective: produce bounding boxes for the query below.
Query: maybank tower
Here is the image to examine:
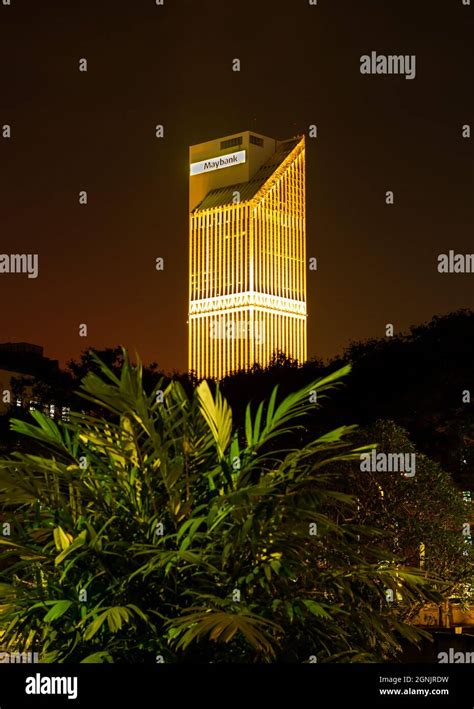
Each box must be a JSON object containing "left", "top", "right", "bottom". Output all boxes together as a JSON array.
[{"left": 188, "top": 131, "right": 307, "bottom": 380}]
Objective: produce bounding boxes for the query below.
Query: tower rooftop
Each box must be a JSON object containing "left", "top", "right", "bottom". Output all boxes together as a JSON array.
[{"left": 193, "top": 136, "right": 302, "bottom": 212}]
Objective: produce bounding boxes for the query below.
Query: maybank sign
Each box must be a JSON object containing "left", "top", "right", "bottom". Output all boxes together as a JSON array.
[{"left": 190, "top": 150, "right": 246, "bottom": 176}]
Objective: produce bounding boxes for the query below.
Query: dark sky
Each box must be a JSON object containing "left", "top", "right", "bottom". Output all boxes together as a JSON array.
[{"left": 0, "top": 0, "right": 472, "bottom": 372}]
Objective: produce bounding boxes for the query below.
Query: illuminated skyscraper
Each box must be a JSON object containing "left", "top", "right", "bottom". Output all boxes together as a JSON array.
[{"left": 188, "top": 131, "right": 306, "bottom": 379}]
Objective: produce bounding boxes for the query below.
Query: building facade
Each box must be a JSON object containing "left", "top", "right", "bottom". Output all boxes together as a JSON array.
[
  {"left": 0, "top": 342, "right": 66, "bottom": 419},
  {"left": 188, "top": 131, "right": 307, "bottom": 379}
]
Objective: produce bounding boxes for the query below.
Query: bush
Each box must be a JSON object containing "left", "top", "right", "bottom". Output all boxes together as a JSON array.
[{"left": 0, "top": 352, "right": 437, "bottom": 662}]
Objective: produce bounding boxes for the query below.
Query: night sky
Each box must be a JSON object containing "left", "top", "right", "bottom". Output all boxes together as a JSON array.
[{"left": 0, "top": 0, "right": 472, "bottom": 372}]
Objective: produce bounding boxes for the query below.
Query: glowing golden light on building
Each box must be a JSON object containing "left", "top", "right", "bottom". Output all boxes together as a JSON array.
[{"left": 188, "top": 131, "right": 307, "bottom": 379}]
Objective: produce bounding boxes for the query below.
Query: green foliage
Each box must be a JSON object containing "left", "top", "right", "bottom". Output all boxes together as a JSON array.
[
  {"left": 0, "top": 352, "right": 438, "bottom": 662},
  {"left": 340, "top": 420, "right": 474, "bottom": 606}
]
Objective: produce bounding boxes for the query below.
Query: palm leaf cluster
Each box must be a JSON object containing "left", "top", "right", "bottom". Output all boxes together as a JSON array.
[{"left": 0, "top": 352, "right": 437, "bottom": 662}]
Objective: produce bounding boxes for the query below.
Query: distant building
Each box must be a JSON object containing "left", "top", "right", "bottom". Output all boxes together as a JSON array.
[
  {"left": 188, "top": 131, "right": 307, "bottom": 379},
  {"left": 0, "top": 342, "right": 60, "bottom": 416},
  {"left": 0, "top": 342, "right": 58, "bottom": 378}
]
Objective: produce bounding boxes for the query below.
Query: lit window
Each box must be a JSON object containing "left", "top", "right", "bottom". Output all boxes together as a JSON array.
[{"left": 220, "top": 137, "right": 243, "bottom": 150}]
